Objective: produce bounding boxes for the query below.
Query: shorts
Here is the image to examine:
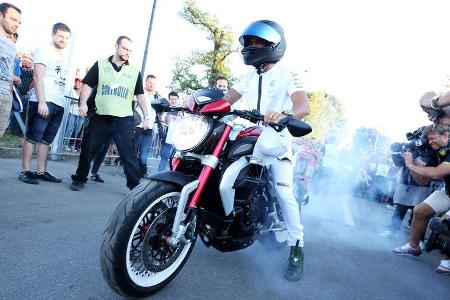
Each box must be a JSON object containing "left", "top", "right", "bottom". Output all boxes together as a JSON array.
[
  {"left": 25, "top": 101, "right": 64, "bottom": 145},
  {"left": 423, "top": 189, "right": 450, "bottom": 216}
]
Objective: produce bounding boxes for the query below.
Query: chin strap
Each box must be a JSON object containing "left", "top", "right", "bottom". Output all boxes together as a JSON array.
[{"left": 256, "top": 63, "right": 267, "bottom": 74}]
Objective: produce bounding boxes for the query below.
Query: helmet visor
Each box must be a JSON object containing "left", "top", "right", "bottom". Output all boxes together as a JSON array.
[{"left": 239, "top": 21, "right": 281, "bottom": 46}]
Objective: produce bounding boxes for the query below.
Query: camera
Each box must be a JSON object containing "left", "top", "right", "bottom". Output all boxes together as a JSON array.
[
  {"left": 425, "top": 107, "right": 443, "bottom": 119},
  {"left": 390, "top": 126, "right": 431, "bottom": 167},
  {"left": 425, "top": 217, "right": 450, "bottom": 256}
]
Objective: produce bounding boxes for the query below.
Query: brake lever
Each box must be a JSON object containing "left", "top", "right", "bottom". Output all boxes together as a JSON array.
[
  {"left": 268, "top": 116, "right": 290, "bottom": 132},
  {"left": 269, "top": 123, "right": 285, "bottom": 132}
]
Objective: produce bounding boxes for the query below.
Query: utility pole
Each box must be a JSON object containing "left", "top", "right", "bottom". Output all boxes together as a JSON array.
[{"left": 141, "top": 0, "right": 158, "bottom": 75}]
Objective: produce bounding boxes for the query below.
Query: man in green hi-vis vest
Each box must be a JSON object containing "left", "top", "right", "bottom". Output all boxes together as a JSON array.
[{"left": 70, "top": 36, "right": 151, "bottom": 191}]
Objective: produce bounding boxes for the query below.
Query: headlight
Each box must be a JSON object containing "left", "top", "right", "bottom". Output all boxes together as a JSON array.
[{"left": 170, "top": 114, "right": 212, "bottom": 151}]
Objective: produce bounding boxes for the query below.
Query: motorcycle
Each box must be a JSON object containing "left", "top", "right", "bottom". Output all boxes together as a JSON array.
[{"left": 100, "top": 88, "right": 312, "bottom": 297}]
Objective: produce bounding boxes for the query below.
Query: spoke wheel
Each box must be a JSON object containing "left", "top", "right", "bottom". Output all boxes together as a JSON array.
[{"left": 100, "top": 181, "right": 198, "bottom": 298}]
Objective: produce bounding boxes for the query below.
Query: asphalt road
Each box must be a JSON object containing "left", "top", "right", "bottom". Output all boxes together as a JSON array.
[{"left": 0, "top": 157, "right": 449, "bottom": 299}]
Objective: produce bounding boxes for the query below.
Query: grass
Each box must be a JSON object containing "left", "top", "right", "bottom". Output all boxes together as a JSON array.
[{"left": 0, "top": 133, "right": 23, "bottom": 148}]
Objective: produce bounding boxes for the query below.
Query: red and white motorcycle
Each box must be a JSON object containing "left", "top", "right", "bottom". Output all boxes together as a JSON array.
[{"left": 100, "top": 88, "right": 312, "bottom": 297}]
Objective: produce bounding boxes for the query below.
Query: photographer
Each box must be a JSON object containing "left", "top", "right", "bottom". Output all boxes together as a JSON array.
[
  {"left": 393, "top": 124, "right": 450, "bottom": 275},
  {"left": 420, "top": 91, "right": 450, "bottom": 125},
  {"left": 381, "top": 127, "right": 438, "bottom": 239}
]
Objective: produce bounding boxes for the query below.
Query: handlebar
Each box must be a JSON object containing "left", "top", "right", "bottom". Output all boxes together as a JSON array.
[
  {"left": 232, "top": 109, "right": 312, "bottom": 137},
  {"left": 152, "top": 99, "right": 312, "bottom": 137},
  {"left": 232, "top": 109, "right": 285, "bottom": 132}
]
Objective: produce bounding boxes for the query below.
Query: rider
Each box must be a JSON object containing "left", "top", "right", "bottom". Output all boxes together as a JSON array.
[{"left": 224, "top": 20, "right": 310, "bottom": 281}]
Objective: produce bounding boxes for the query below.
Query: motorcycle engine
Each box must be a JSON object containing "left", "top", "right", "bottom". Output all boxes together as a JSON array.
[{"left": 232, "top": 163, "right": 270, "bottom": 235}]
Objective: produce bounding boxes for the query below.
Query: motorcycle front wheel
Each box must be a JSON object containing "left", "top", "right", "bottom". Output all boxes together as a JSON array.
[{"left": 100, "top": 180, "right": 197, "bottom": 298}]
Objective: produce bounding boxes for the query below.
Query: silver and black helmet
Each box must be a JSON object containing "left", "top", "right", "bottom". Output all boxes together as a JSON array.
[{"left": 239, "top": 20, "right": 286, "bottom": 68}]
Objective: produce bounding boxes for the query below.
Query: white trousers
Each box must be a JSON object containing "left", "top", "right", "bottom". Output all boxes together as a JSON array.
[
  {"left": 253, "top": 126, "right": 304, "bottom": 247},
  {"left": 269, "top": 159, "right": 304, "bottom": 247}
]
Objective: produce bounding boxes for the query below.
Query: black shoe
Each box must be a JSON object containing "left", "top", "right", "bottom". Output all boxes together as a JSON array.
[
  {"left": 70, "top": 180, "right": 85, "bottom": 191},
  {"left": 90, "top": 174, "right": 104, "bottom": 183},
  {"left": 285, "top": 241, "right": 304, "bottom": 281},
  {"left": 34, "top": 171, "right": 62, "bottom": 183},
  {"left": 18, "top": 171, "right": 39, "bottom": 184}
]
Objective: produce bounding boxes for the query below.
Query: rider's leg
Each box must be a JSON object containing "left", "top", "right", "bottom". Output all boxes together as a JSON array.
[
  {"left": 270, "top": 158, "right": 304, "bottom": 281},
  {"left": 270, "top": 158, "right": 304, "bottom": 247}
]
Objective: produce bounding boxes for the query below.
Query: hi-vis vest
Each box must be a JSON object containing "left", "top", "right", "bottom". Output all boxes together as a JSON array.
[{"left": 95, "top": 58, "right": 139, "bottom": 117}]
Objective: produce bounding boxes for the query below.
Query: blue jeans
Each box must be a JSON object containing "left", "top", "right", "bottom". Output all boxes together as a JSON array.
[
  {"left": 134, "top": 127, "right": 153, "bottom": 177},
  {"left": 65, "top": 113, "right": 84, "bottom": 146},
  {"left": 158, "top": 143, "right": 173, "bottom": 171},
  {"left": 26, "top": 101, "right": 64, "bottom": 144}
]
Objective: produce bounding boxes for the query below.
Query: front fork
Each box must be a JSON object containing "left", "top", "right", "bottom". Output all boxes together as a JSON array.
[{"left": 166, "top": 122, "right": 233, "bottom": 247}]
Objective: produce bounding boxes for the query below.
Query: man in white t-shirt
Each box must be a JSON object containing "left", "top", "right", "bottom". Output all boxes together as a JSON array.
[
  {"left": 224, "top": 20, "right": 309, "bottom": 281},
  {"left": 19, "top": 23, "right": 71, "bottom": 184}
]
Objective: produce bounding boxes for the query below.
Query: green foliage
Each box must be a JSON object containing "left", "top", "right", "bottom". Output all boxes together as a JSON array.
[
  {"left": 170, "top": 0, "right": 237, "bottom": 93},
  {"left": 302, "top": 91, "right": 346, "bottom": 143},
  {"left": 170, "top": 55, "right": 205, "bottom": 95},
  {"left": 0, "top": 133, "right": 23, "bottom": 148}
]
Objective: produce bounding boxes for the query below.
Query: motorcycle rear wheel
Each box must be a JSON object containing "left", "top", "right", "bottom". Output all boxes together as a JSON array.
[{"left": 100, "top": 180, "right": 197, "bottom": 298}]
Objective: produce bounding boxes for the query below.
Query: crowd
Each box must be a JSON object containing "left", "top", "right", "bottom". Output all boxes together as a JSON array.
[
  {"left": 0, "top": 3, "right": 230, "bottom": 189},
  {"left": 386, "top": 93, "right": 450, "bottom": 274},
  {"left": 2, "top": 1, "right": 450, "bottom": 283},
  {"left": 4, "top": 30, "right": 229, "bottom": 189}
]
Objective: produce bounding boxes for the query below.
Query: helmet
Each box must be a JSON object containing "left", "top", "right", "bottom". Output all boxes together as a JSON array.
[{"left": 239, "top": 20, "right": 286, "bottom": 68}]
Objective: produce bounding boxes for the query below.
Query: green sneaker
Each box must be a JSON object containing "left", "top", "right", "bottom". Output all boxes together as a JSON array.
[{"left": 285, "top": 241, "right": 304, "bottom": 281}]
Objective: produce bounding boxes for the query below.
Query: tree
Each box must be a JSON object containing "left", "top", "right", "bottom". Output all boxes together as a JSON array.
[
  {"left": 302, "top": 91, "right": 346, "bottom": 143},
  {"left": 170, "top": 0, "right": 236, "bottom": 94}
]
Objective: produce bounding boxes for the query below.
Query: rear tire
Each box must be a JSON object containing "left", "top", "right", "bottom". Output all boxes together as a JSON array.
[{"left": 100, "top": 180, "right": 197, "bottom": 297}]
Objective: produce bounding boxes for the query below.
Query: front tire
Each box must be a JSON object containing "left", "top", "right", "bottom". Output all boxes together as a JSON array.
[{"left": 100, "top": 180, "right": 197, "bottom": 297}]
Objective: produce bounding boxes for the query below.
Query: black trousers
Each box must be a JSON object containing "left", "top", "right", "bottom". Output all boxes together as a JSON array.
[{"left": 72, "top": 114, "right": 139, "bottom": 189}]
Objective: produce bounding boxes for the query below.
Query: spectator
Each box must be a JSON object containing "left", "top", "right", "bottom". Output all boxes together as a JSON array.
[
  {"left": 393, "top": 124, "right": 450, "bottom": 275},
  {"left": 64, "top": 78, "right": 83, "bottom": 151},
  {"left": 215, "top": 75, "right": 228, "bottom": 92},
  {"left": 70, "top": 35, "right": 151, "bottom": 191},
  {"left": 157, "top": 91, "right": 179, "bottom": 172},
  {"left": 134, "top": 74, "right": 158, "bottom": 178},
  {"left": 19, "top": 22, "right": 71, "bottom": 184},
  {"left": 0, "top": 2, "right": 22, "bottom": 137}
]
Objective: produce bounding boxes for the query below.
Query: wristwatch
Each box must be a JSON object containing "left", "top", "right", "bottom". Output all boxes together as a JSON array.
[{"left": 431, "top": 95, "right": 441, "bottom": 110}]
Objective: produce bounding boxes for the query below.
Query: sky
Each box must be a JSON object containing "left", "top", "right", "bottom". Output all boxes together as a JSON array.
[{"left": 11, "top": 0, "right": 450, "bottom": 142}]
